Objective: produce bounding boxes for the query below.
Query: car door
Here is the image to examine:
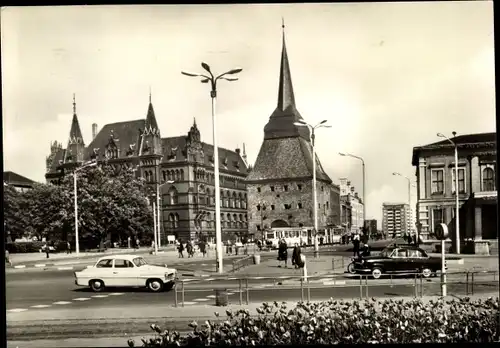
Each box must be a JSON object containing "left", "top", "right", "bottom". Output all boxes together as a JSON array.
[
  {"left": 407, "top": 249, "right": 429, "bottom": 271},
  {"left": 391, "top": 248, "right": 409, "bottom": 273},
  {"left": 111, "top": 259, "right": 139, "bottom": 287},
  {"left": 94, "top": 258, "right": 114, "bottom": 284}
]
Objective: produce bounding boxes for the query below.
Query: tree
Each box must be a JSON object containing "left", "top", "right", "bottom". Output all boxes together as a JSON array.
[{"left": 3, "top": 184, "right": 28, "bottom": 241}]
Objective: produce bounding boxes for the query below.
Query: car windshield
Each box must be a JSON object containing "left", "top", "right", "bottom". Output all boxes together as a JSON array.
[
  {"left": 133, "top": 257, "right": 148, "bottom": 267},
  {"left": 380, "top": 248, "right": 394, "bottom": 258}
]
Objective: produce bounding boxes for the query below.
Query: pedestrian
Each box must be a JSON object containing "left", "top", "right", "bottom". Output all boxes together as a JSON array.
[
  {"left": 352, "top": 233, "right": 361, "bottom": 258},
  {"left": 407, "top": 234, "right": 413, "bottom": 245},
  {"left": 186, "top": 241, "right": 193, "bottom": 258},
  {"left": 45, "top": 243, "right": 50, "bottom": 259},
  {"left": 178, "top": 241, "right": 184, "bottom": 258},
  {"left": 257, "top": 239, "right": 262, "bottom": 251},
  {"left": 292, "top": 243, "right": 301, "bottom": 268},
  {"left": 361, "top": 243, "right": 371, "bottom": 257},
  {"left": 278, "top": 239, "right": 288, "bottom": 268},
  {"left": 5, "top": 249, "right": 12, "bottom": 266},
  {"left": 67, "top": 241, "right": 71, "bottom": 254},
  {"left": 199, "top": 240, "right": 207, "bottom": 257},
  {"left": 135, "top": 238, "right": 140, "bottom": 249}
]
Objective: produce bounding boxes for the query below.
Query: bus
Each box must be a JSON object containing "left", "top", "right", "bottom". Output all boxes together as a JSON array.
[{"left": 264, "top": 227, "right": 312, "bottom": 249}]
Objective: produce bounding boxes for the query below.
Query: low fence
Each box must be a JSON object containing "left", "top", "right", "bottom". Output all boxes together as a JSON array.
[
  {"left": 173, "top": 269, "right": 499, "bottom": 307},
  {"left": 231, "top": 255, "right": 255, "bottom": 273}
]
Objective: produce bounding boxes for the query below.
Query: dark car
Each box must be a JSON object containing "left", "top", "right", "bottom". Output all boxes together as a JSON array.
[{"left": 350, "top": 245, "right": 442, "bottom": 279}]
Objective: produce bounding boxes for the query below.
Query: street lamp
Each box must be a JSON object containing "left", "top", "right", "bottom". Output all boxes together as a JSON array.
[
  {"left": 182, "top": 62, "right": 242, "bottom": 274},
  {"left": 392, "top": 172, "right": 416, "bottom": 243},
  {"left": 437, "top": 131, "right": 460, "bottom": 254},
  {"left": 294, "top": 119, "right": 331, "bottom": 258},
  {"left": 73, "top": 160, "right": 97, "bottom": 255},
  {"left": 339, "top": 152, "right": 366, "bottom": 240}
]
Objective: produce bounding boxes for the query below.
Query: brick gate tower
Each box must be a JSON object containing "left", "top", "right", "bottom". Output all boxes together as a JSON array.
[{"left": 246, "top": 22, "right": 338, "bottom": 240}]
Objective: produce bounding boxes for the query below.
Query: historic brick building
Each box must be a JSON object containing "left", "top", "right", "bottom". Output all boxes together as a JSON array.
[
  {"left": 412, "top": 132, "right": 497, "bottom": 254},
  {"left": 45, "top": 95, "right": 249, "bottom": 244},
  {"left": 246, "top": 26, "right": 341, "bottom": 240}
]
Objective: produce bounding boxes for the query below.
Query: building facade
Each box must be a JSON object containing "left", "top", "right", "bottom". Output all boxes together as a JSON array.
[
  {"left": 339, "top": 178, "right": 364, "bottom": 234},
  {"left": 364, "top": 219, "right": 377, "bottom": 237},
  {"left": 245, "top": 25, "right": 341, "bottom": 241},
  {"left": 412, "top": 132, "right": 497, "bottom": 253},
  {"left": 45, "top": 95, "right": 249, "bottom": 244},
  {"left": 382, "top": 203, "right": 411, "bottom": 238}
]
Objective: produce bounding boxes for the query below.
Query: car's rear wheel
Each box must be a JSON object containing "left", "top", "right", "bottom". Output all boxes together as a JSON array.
[
  {"left": 421, "top": 268, "right": 432, "bottom": 278},
  {"left": 371, "top": 267, "right": 383, "bottom": 279},
  {"left": 147, "top": 279, "right": 164, "bottom": 292},
  {"left": 90, "top": 279, "right": 104, "bottom": 292},
  {"left": 347, "top": 263, "right": 356, "bottom": 274}
]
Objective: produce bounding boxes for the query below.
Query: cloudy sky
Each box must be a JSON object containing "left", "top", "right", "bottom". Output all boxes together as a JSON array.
[{"left": 1, "top": 2, "right": 495, "bottom": 225}]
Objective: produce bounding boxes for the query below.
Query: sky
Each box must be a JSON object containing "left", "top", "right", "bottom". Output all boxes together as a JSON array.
[{"left": 1, "top": 2, "right": 496, "bottom": 226}]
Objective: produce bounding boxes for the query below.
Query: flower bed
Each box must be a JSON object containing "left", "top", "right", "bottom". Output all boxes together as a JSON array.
[{"left": 129, "top": 297, "right": 499, "bottom": 346}]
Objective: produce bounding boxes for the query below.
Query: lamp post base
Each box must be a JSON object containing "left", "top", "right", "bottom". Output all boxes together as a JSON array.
[{"left": 314, "top": 250, "right": 319, "bottom": 259}]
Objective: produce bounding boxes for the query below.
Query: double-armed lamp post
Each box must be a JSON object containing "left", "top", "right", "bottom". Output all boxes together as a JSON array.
[
  {"left": 437, "top": 131, "right": 460, "bottom": 254},
  {"left": 74, "top": 160, "right": 98, "bottom": 256},
  {"left": 339, "top": 153, "right": 366, "bottom": 240},
  {"left": 182, "top": 63, "right": 242, "bottom": 274},
  {"left": 392, "top": 172, "right": 418, "bottom": 243},
  {"left": 294, "top": 119, "right": 331, "bottom": 258}
]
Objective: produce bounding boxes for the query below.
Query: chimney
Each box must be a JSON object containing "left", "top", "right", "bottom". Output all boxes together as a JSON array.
[
  {"left": 235, "top": 147, "right": 241, "bottom": 155},
  {"left": 92, "top": 123, "right": 98, "bottom": 140},
  {"left": 350, "top": 186, "right": 355, "bottom": 193}
]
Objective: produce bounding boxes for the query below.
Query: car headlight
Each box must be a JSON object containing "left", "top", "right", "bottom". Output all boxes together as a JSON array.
[{"left": 165, "top": 272, "right": 174, "bottom": 279}]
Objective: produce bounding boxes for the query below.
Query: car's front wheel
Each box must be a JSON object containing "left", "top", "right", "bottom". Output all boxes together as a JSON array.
[
  {"left": 347, "top": 263, "right": 356, "bottom": 274},
  {"left": 90, "top": 279, "right": 105, "bottom": 292},
  {"left": 371, "top": 267, "right": 383, "bottom": 279},
  {"left": 147, "top": 279, "right": 164, "bottom": 292},
  {"left": 421, "top": 268, "right": 433, "bottom": 278}
]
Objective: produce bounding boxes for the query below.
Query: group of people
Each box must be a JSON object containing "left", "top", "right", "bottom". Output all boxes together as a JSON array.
[
  {"left": 351, "top": 232, "right": 371, "bottom": 258},
  {"left": 277, "top": 239, "right": 304, "bottom": 269},
  {"left": 176, "top": 240, "right": 208, "bottom": 258}
]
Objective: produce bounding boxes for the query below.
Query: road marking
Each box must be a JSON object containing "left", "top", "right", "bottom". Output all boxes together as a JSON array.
[
  {"left": 14, "top": 265, "right": 26, "bottom": 269},
  {"left": 57, "top": 267, "right": 74, "bottom": 270},
  {"left": 193, "top": 298, "right": 210, "bottom": 301},
  {"left": 204, "top": 278, "right": 215, "bottom": 281},
  {"left": 181, "top": 301, "right": 197, "bottom": 305},
  {"left": 206, "top": 295, "right": 216, "bottom": 299},
  {"left": 323, "top": 280, "right": 346, "bottom": 286},
  {"left": 227, "top": 292, "right": 235, "bottom": 296},
  {"left": 201, "top": 263, "right": 208, "bottom": 266},
  {"left": 8, "top": 308, "right": 28, "bottom": 312},
  {"left": 53, "top": 301, "right": 72, "bottom": 305},
  {"left": 109, "top": 293, "right": 124, "bottom": 296},
  {"left": 227, "top": 277, "right": 237, "bottom": 280},
  {"left": 30, "top": 304, "right": 52, "bottom": 308},
  {"left": 73, "top": 298, "right": 91, "bottom": 301},
  {"left": 91, "top": 295, "right": 109, "bottom": 298},
  {"left": 182, "top": 279, "right": 195, "bottom": 282},
  {"left": 34, "top": 264, "right": 46, "bottom": 267},
  {"left": 200, "top": 274, "right": 210, "bottom": 278},
  {"left": 278, "top": 276, "right": 290, "bottom": 279},
  {"left": 251, "top": 276, "right": 265, "bottom": 279},
  {"left": 319, "top": 278, "right": 333, "bottom": 282}
]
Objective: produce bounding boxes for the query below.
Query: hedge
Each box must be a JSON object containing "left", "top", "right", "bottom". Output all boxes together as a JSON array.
[
  {"left": 129, "top": 297, "right": 499, "bottom": 346},
  {"left": 5, "top": 240, "right": 66, "bottom": 253}
]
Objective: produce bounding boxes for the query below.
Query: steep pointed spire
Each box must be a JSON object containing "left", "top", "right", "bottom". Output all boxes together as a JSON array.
[
  {"left": 144, "top": 89, "right": 160, "bottom": 136},
  {"left": 68, "top": 93, "right": 84, "bottom": 145},
  {"left": 277, "top": 18, "right": 295, "bottom": 111},
  {"left": 263, "top": 20, "right": 310, "bottom": 141}
]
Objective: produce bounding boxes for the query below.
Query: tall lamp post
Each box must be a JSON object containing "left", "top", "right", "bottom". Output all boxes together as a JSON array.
[
  {"left": 73, "top": 160, "right": 97, "bottom": 255},
  {"left": 392, "top": 172, "right": 417, "bottom": 243},
  {"left": 339, "top": 153, "right": 366, "bottom": 240},
  {"left": 182, "top": 63, "right": 242, "bottom": 274},
  {"left": 437, "top": 131, "right": 460, "bottom": 254},
  {"left": 294, "top": 119, "right": 331, "bottom": 258}
]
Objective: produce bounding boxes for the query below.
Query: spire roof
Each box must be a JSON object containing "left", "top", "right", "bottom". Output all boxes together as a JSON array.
[
  {"left": 68, "top": 93, "right": 84, "bottom": 145},
  {"left": 144, "top": 89, "right": 160, "bottom": 136},
  {"left": 263, "top": 20, "right": 310, "bottom": 141}
]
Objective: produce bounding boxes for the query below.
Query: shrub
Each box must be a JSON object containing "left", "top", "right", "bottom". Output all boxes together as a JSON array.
[
  {"left": 6, "top": 241, "right": 45, "bottom": 253},
  {"left": 129, "top": 297, "right": 499, "bottom": 347}
]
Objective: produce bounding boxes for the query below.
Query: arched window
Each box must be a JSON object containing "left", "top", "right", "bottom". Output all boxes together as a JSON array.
[
  {"left": 239, "top": 214, "right": 243, "bottom": 221},
  {"left": 483, "top": 167, "right": 495, "bottom": 191},
  {"left": 243, "top": 194, "right": 247, "bottom": 209},
  {"left": 175, "top": 169, "right": 180, "bottom": 181},
  {"left": 169, "top": 187, "right": 178, "bottom": 205},
  {"left": 162, "top": 171, "right": 166, "bottom": 182},
  {"left": 174, "top": 213, "right": 179, "bottom": 229},
  {"left": 232, "top": 192, "right": 237, "bottom": 208},
  {"left": 169, "top": 213, "right": 175, "bottom": 229},
  {"left": 206, "top": 188, "right": 211, "bottom": 206},
  {"left": 237, "top": 193, "right": 242, "bottom": 209}
]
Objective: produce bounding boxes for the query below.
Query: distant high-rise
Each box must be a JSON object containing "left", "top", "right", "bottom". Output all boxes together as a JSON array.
[{"left": 382, "top": 203, "right": 412, "bottom": 238}]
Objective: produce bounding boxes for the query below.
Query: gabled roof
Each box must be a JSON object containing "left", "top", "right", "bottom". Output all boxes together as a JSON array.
[
  {"left": 263, "top": 24, "right": 310, "bottom": 141},
  {"left": 85, "top": 120, "right": 145, "bottom": 161},
  {"left": 3, "top": 171, "right": 36, "bottom": 186},
  {"left": 411, "top": 132, "right": 496, "bottom": 165},
  {"left": 246, "top": 137, "right": 331, "bottom": 183},
  {"left": 144, "top": 102, "right": 160, "bottom": 136}
]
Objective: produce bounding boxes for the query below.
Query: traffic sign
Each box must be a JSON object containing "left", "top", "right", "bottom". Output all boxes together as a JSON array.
[{"left": 435, "top": 223, "right": 449, "bottom": 240}]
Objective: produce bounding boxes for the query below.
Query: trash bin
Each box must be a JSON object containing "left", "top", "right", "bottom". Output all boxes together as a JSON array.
[
  {"left": 215, "top": 289, "right": 228, "bottom": 306},
  {"left": 253, "top": 254, "right": 261, "bottom": 265}
]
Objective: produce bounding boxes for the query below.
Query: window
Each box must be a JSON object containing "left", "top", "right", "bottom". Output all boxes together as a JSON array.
[
  {"left": 257, "top": 205, "right": 261, "bottom": 211},
  {"left": 451, "top": 168, "right": 466, "bottom": 194},
  {"left": 257, "top": 187, "right": 261, "bottom": 193},
  {"left": 284, "top": 185, "right": 288, "bottom": 192},
  {"left": 270, "top": 186, "right": 275, "bottom": 192},
  {"left": 482, "top": 167, "right": 495, "bottom": 191},
  {"left": 431, "top": 169, "right": 444, "bottom": 194},
  {"left": 257, "top": 224, "right": 261, "bottom": 231},
  {"left": 393, "top": 249, "right": 407, "bottom": 258},
  {"left": 271, "top": 205, "right": 275, "bottom": 210},
  {"left": 432, "top": 208, "right": 444, "bottom": 232},
  {"left": 96, "top": 259, "right": 113, "bottom": 268},
  {"left": 298, "top": 203, "right": 303, "bottom": 209},
  {"left": 408, "top": 249, "right": 423, "bottom": 258},
  {"left": 321, "top": 186, "right": 324, "bottom": 192},
  {"left": 297, "top": 184, "right": 302, "bottom": 191},
  {"left": 114, "top": 259, "right": 134, "bottom": 268}
]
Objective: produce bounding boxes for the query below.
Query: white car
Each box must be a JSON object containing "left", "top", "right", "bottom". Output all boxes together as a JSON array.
[{"left": 74, "top": 255, "right": 177, "bottom": 293}]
